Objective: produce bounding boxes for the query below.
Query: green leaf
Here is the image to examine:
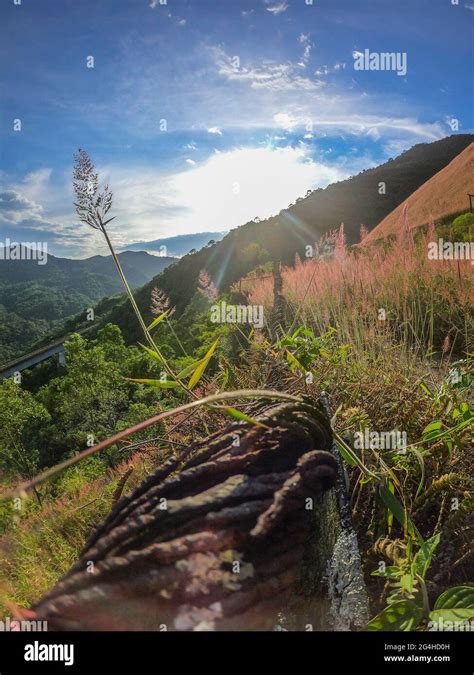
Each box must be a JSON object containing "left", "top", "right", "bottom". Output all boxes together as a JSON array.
[
  {"left": 419, "top": 382, "right": 435, "bottom": 399},
  {"left": 123, "top": 377, "right": 179, "bottom": 389},
  {"left": 188, "top": 338, "right": 219, "bottom": 390},
  {"left": 371, "top": 566, "right": 403, "bottom": 579},
  {"left": 413, "top": 533, "right": 440, "bottom": 579},
  {"left": 431, "top": 586, "right": 474, "bottom": 622},
  {"left": 387, "top": 481, "right": 394, "bottom": 532},
  {"left": 413, "top": 447, "right": 426, "bottom": 501},
  {"left": 147, "top": 311, "right": 168, "bottom": 331},
  {"left": 335, "top": 439, "right": 359, "bottom": 468},
  {"left": 285, "top": 349, "right": 306, "bottom": 374},
  {"left": 429, "top": 608, "right": 474, "bottom": 623},
  {"left": 139, "top": 343, "right": 164, "bottom": 365},
  {"left": 379, "top": 484, "right": 421, "bottom": 542},
  {"left": 365, "top": 600, "right": 423, "bottom": 631},
  {"left": 176, "top": 358, "right": 206, "bottom": 380},
  {"left": 422, "top": 421, "right": 442, "bottom": 435},
  {"left": 223, "top": 407, "right": 269, "bottom": 428}
]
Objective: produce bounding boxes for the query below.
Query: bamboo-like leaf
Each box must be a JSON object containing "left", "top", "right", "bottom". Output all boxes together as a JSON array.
[
  {"left": 285, "top": 349, "right": 306, "bottom": 374},
  {"left": 147, "top": 311, "right": 168, "bottom": 331},
  {"left": 176, "top": 358, "right": 206, "bottom": 380},
  {"left": 188, "top": 338, "right": 220, "bottom": 390},
  {"left": 139, "top": 343, "right": 164, "bottom": 365},
  {"left": 379, "top": 483, "right": 422, "bottom": 543},
  {"left": 335, "top": 439, "right": 359, "bottom": 468},
  {"left": 223, "top": 407, "right": 270, "bottom": 428}
]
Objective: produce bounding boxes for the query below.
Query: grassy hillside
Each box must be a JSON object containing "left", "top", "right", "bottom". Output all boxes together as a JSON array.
[{"left": 365, "top": 142, "right": 474, "bottom": 243}]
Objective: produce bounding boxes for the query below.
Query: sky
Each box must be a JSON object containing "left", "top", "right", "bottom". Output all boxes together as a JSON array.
[{"left": 0, "top": 0, "right": 473, "bottom": 258}]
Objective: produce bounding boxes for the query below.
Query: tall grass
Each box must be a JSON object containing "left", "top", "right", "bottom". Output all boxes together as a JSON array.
[{"left": 246, "top": 222, "right": 473, "bottom": 356}]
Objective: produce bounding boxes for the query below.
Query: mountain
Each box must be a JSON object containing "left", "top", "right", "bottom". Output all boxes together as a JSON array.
[
  {"left": 22, "top": 134, "right": 474, "bottom": 351},
  {"left": 0, "top": 250, "right": 176, "bottom": 361},
  {"left": 103, "top": 134, "right": 474, "bottom": 336},
  {"left": 363, "top": 143, "right": 474, "bottom": 244},
  {"left": 123, "top": 232, "right": 227, "bottom": 257}
]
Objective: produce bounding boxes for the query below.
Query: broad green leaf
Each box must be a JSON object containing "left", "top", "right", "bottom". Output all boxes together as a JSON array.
[
  {"left": 431, "top": 586, "right": 474, "bottom": 621},
  {"left": 429, "top": 608, "right": 474, "bottom": 622},
  {"left": 412, "top": 533, "right": 440, "bottom": 579},
  {"left": 365, "top": 600, "right": 423, "bottom": 631},
  {"left": 188, "top": 338, "right": 220, "bottom": 390},
  {"left": 147, "top": 311, "right": 168, "bottom": 331},
  {"left": 124, "top": 377, "right": 179, "bottom": 389},
  {"left": 223, "top": 407, "right": 269, "bottom": 428}
]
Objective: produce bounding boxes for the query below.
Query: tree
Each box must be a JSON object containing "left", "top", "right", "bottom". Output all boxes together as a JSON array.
[{"left": 0, "top": 380, "right": 50, "bottom": 497}]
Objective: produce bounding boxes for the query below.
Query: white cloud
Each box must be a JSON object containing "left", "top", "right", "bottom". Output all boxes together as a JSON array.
[
  {"left": 213, "top": 47, "right": 324, "bottom": 92},
  {"left": 265, "top": 1, "right": 290, "bottom": 15},
  {"left": 185, "top": 158, "right": 196, "bottom": 165},
  {"left": 97, "top": 146, "right": 345, "bottom": 247},
  {"left": 297, "top": 34, "right": 313, "bottom": 67},
  {"left": 0, "top": 190, "right": 43, "bottom": 224},
  {"left": 208, "top": 126, "right": 223, "bottom": 135},
  {"left": 273, "top": 112, "right": 298, "bottom": 130}
]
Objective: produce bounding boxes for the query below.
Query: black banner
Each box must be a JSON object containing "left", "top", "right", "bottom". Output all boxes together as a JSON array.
[{"left": 0, "top": 630, "right": 471, "bottom": 673}]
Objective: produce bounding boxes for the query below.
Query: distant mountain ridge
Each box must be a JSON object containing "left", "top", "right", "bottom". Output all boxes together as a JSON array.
[
  {"left": 0, "top": 250, "right": 176, "bottom": 361},
  {"left": 123, "top": 231, "right": 227, "bottom": 257}
]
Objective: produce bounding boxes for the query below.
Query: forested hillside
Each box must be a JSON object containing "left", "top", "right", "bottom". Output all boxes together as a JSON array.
[{"left": 0, "top": 251, "right": 175, "bottom": 361}]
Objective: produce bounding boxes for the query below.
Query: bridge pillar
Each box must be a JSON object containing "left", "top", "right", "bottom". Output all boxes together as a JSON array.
[{"left": 58, "top": 349, "right": 66, "bottom": 368}]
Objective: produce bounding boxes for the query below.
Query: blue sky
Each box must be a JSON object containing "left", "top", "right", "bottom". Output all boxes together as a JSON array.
[{"left": 0, "top": 0, "right": 473, "bottom": 257}]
